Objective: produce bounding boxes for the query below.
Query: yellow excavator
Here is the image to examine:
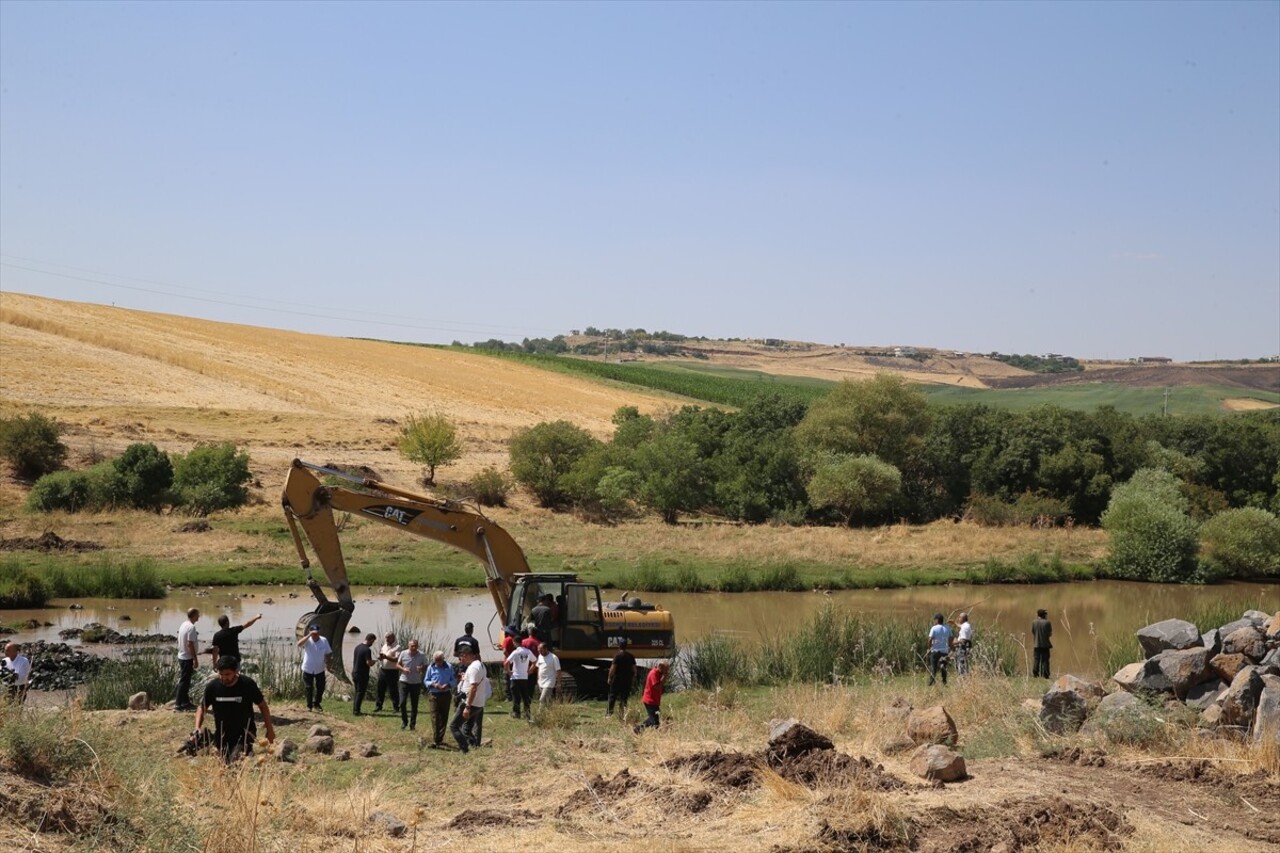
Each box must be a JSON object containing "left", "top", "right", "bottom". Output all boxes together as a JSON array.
[{"left": 281, "top": 459, "right": 675, "bottom": 691}]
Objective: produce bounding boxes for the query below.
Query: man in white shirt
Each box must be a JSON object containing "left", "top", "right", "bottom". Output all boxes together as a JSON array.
[
  {"left": 296, "top": 624, "right": 333, "bottom": 711},
  {"left": 953, "top": 613, "right": 974, "bottom": 676},
  {"left": 536, "top": 642, "right": 562, "bottom": 707},
  {"left": 504, "top": 642, "right": 536, "bottom": 720},
  {"left": 374, "top": 631, "right": 402, "bottom": 714},
  {"left": 174, "top": 608, "right": 200, "bottom": 711},
  {"left": 926, "top": 613, "right": 953, "bottom": 687},
  {"left": 450, "top": 646, "right": 489, "bottom": 754},
  {"left": 3, "top": 642, "right": 32, "bottom": 704}
]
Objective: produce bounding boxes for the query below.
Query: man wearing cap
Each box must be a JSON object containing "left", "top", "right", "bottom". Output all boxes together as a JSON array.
[
  {"left": 424, "top": 650, "right": 456, "bottom": 747},
  {"left": 351, "top": 633, "right": 377, "bottom": 716},
  {"left": 396, "top": 639, "right": 428, "bottom": 731},
  {"left": 926, "top": 613, "right": 952, "bottom": 686},
  {"left": 451, "top": 645, "right": 490, "bottom": 753},
  {"left": 196, "top": 656, "right": 275, "bottom": 764},
  {"left": 296, "top": 623, "right": 333, "bottom": 711},
  {"left": 374, "top": 631, "right": 402, "bottom": 714},
  {"left": 606, "top": 639, "right": 636, "bottom": 718}
]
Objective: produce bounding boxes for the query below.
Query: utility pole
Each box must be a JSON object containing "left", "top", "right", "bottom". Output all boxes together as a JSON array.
[{"left": 1162, "top": 387, "right": 1171, "bottom": 417}]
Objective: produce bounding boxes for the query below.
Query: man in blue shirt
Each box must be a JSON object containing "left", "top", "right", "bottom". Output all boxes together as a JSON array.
[
  {"left": 424, "top": 650, "right": 456, "bottom": 747},
  {"left": 926, "top": 613, "right": 953, "bottom": 686}
]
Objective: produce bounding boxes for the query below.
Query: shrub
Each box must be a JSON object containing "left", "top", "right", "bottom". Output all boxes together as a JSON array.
[
  {"left": 0, "top": 559, "right": 49, "bottom": 607},
  {"left": 25, "top": 469, "right": 93, "bottom": 512},
  {"left": 171, "top": 443, "right": 252, "bottom": 515},
  {"left": 1102, "top": 492, "right": 1199, "bottom": 582},
  {"left": 678, "top": 633, "right": 752, "bottom": 689},
  {"left": 806, "top": 453, "right": 901, "bottom": 524},
  {"left": 469, "top": 466, "right": 512, "bottom": 507},
  {"left": 0, "top": 706, "right": 94, "bottom": 783},
  {"left": 0, "top": 412, "right": 67, "bottom": 480},
  {"left": 1200, "top": 507, "right": 1280, "bottom": 578},
  {"left": 508, "top": 421, "right": 600, "bottom": 509},
  {"left": 965, "top": 492, "right": 1074, "bottom": 527},
  {"left": 398, "top": 411, "right": 462, "bottom": 486},
  {"left": 113, "top": 442, "right": 173, "bottom": 510}
]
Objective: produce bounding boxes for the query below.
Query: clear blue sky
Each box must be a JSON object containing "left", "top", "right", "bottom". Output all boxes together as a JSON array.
[{"left": 2, "top": 1, "right": 1277, "bottom": 361}]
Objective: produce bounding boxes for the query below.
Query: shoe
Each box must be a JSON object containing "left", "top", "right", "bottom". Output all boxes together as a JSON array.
[
  {"left": 633, "top": 725, "right": 642, "bottom": 734},
  {"left": 353, "top": 711, "right": 364, "bottom": 716},
  {"left": 314, "top": 705, "right": 323, "bottom": 712},
  {"left": 409, "top": 726, "right": 416, "bottom": 731},
  {"left": 401, "top": 724, "right": 407, "bottom": 730}
]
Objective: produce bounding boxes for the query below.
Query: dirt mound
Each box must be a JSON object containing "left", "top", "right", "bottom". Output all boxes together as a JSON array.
[
  {"left": 0, "top": 771, "right": 116, "bottom": 835},
  {"left": 1043, "top": 746, "right": 1108, "bottom": 767},
  {"left": 0, "top": 531, "right": 102, "bottom": 552},
  {"left": 774, "top": 750, "right": 905, "bottom": 791},
  {"left": 766, "top": 723, "right": 834, "bottom": 761},
  {"left": 664, "top": 750, "right": 762, "bottom": 789},
  {"left": 447, "top": 808, "right": 538, "bottom": 829},
  {"left": 913, "top": 796, "right": 1132, "bottom": 852},
  {"left": 1136, "top": 761, "right": 1280, "bottom": 807},
  {"left": 556, "top": 768, "right": 642, "bottom": 816}
]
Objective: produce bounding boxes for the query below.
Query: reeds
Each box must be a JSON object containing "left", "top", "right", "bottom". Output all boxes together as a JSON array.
[
  {"left": 0, "top": 555, "right": 164, "bottom": 605},
  {"left": 83, "top": 647, "right": 179, "bottom": 711}
]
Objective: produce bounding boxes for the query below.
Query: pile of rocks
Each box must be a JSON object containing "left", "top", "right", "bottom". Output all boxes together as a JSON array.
[
  {"left": 1039, "top": 610, "right": 1280, "bottom": 745},
  {"left": 0, "top": 640, "right": 108, "bottom": 691},
  {"left": 59, "top": 622, "right": 176, "bottom": 644}
]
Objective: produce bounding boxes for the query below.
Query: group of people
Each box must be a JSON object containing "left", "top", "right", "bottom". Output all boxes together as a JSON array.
[{"left": 924, "top": 608, "right": 1054, "bottom": 685}]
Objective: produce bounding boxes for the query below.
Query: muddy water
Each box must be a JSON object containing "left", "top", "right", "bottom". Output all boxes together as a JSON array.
[{"left": 4, "top": 581, "right": 1276, "bottom": 675}]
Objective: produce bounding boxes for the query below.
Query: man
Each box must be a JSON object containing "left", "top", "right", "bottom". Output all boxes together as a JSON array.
[
  {"left": 374, "top": 631, "right": 402, "bottom": 713},
  {"left": 195, "top": 656, "right": 275, "bottom": 764},
  {"left": 953, "top": 613, "right": 974, "bottom": 676},
  {"left": 606, "top": 639, "right": 636, "bottom": 718},
  {"left": 424, "top": 650, "right": 456, "bottom": 747},
  {"left": 530, "top": 595, "right": 553, "bottom": 645},
  {"left": 397, "top": 638, "right": 427, "bottom": 731},
  {"left": 351, "top": 633, "right": 377, "bottom": 715},
  {"left": 296, "top": 623, "right": 333, "bottom": 711},
  {"left": 451, "top": 646, "right": 489, "bottom": 753},
  {"left": 453, "top": 622, "right": 481, "bottom": 658},
  {"left": 1032, "top": 608, "right": 1053, "bottom": 679},
  {"left": 504, "top": 639, "right": 536, "bottom": 720},
  {"left": 634, "top": 661, "right": 668, "bottom": 733},
  {"left": 209, "top": 613, "right": 263, "bottom": 667},
  {"left": 926, "top": 613, "right": 952, "bottom": 686},
  {"left": 3, "top": 642, "right": 31, "bottom": 704},
  {"left": 535, "top": 641, "right": 561, "bottom": 707},
  {"left": 174, "top": 607, "right": 200, "bottom": 711}
]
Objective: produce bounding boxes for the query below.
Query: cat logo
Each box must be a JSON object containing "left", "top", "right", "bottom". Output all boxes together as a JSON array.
[{"left": 361, "top": 505, "right": 422, "bottom": 526}]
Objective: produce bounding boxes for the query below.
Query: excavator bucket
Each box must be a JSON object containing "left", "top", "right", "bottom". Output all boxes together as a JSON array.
[{"left": 296, "top": 607, "right": 352, "bottom": 684}]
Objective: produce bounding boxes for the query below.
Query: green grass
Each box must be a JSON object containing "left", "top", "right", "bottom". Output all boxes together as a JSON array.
[
  {"left": 0, "top": 555, "right": 164, "bottom": 605},
  {"left": 922, "top": 383, "right": 1279, "bottom": 416}
]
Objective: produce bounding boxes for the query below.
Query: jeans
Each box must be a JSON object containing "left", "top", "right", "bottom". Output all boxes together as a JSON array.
[
  {"left": 1033, "top": 648, "right": 1051, "bottom": 679},
  {"left": 400, "top": 682, "right": 422, "bottom": 729},
  {"left": 637, "top": 701, "right": 661, "bottom": 731},
  {"left": 451, "top": 704, "right": 484, "bottom": 752},
  {"left": 375, "top": 668, "right": 400, "bottom": 711},
  {"left": 174, "top": 658, "right": 196, "bottom": 709},
  {"left": 303, "top": 670, "right": 327, "bottom": 709},
  {"left": 510, "top": 678, "right": 533, "bottom": 718},
  {"left": 607, "top": 678, "right": 633, "bottom": 715},
  {"left": 352, "top": 674, "right": 369, "bottom": 714},
  {"left": 954, "top": 642, "right": 971, "bottom": 676},
  {"left": 429, "top": 692, "right": 452, "bottom": 744},
  {"left": 927, "top": 651, "right": 948, "bottom": 686}
]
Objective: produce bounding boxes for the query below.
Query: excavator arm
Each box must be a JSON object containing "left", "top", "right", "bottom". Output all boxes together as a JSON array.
[{"left": 280, "top": 459, "right": 531, "bottom": 680}]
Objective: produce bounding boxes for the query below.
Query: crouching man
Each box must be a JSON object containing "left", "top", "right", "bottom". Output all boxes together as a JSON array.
[{"left": 195, "top": 656, "right": 276, "bottom": 763}]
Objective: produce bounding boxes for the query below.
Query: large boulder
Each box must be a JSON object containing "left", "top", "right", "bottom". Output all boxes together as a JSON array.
[
  {"left": 1186, "top": 679, "right": 1228, "bottom": 711},
  {"left": 1152, "top": 648, "right": 1213, "bottom": 698},
  {"left": 1200, "top": 628, "right": 1222, "bottom": 656},
  {"left": 1242, "top": 610, "right": 1271, "bottom": 628},
  {"left": 910, "top": 744, "right": 967, "bottom": 782},
  {"left": 1211, "top": 653, "right": 1247, "bottom": 683},
  {"left": 1217, "top": 618, "right": 1256, "bottom": 641},
  {"left": 1222, "top": 627, "right": 1265, "bottom": 661},
  {"left": 1136, "top": 619, "right": 1201, "bottom": 658},
  {"left": 1112, "top": 658, "right": 1172, "bottom": 694},
  {"left": 1096, "top": 691, "right": 1141, "bottom": 714},
  {"left": 1219, "top": 666, "right": 1265, "bottom": 728},
  {"left": 1264, "top": 612, "right": 1280, "bottom": 642},
  {"left": 304, "top": 735, "right": 335, "bottom": 755},
  {"left": 1200, "top": 704, "right": 1224, "bottom": 728},
  {"left": 1082, "top": 691, "right": 1157, "bottom": 737},
  {"left": 1052, "top": 674, "right": 1105, "bottom": 700},
  {"left": 906, "top": 706, "right": 958, "bottom": 746},
  {"left": 127, "top": 692, "right": 150, "bottom": 711},
  {"left": 1256, "top": 687, "right": 1280, "bottom": 746},
  {"left": 1041, "top": 684, "right": 1090, "bottom": 734},
  {"left": 1261, "top": 647, "right": 1280, "bottom": 676}
]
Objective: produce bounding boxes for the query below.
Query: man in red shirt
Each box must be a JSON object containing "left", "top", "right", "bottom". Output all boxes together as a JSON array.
[{"left": 633, "top": 661, "right": 669, "bottom": 733}]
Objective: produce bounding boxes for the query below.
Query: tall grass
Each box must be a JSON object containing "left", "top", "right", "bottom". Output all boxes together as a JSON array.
[
  {"left": 962, "top": 552, "right": 1096, "bottom": 585},
  {"left": 0, "top": 556, "right": 164, "bottom": 604},
  {"left": 0, "top": 558, "right": 48, "bottom": 607},
  {"left": 83, "top": 648, "right": 181, "bottom": 710}
]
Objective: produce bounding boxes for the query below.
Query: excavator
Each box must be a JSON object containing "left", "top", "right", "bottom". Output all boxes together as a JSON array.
[{"left": 280, "top": 459, "right": 675, "bottom": 692}]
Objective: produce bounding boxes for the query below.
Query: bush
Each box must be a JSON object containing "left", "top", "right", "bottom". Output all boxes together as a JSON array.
[
  {"left": 1102, "top": 479, "right": 1199, "bottom": 582},
  {"left": 0, "top": 412, "right": 67, "bottom": 480},
  {"left": 0, "top": 559, "right": 49, "bottom": 607},
  {"left": 468, "top": 466, "right": 512, "bottom": 507},
  {"left": 1200, "top": 507, "right": 1280, "bottom": 578},
  {"left": 965, "top": 492, "right": 1074, "bottom": 527},
  {"left": 84, "top": 648, "right": 177, "bottom": 710},
  {"left": 25, "top": 469, "right": 93, "bottom": 512},
  {"left": 113, "top": 442, "right": 173, "bottom": 510},
  {"left": 508, "top": 421, "right": 600, "bottom": 509},
  {"left": 171, "top": 443, "right": 252, "bottom": 515}
]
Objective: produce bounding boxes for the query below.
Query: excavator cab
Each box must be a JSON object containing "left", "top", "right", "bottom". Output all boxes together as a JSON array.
[{"left": 506, "top": 573, "right": 607, "bottom": 654}]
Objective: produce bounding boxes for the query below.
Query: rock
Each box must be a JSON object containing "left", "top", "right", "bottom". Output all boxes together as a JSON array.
[
  {"left": 1200, "top": 704, "right": 1223, "bottom": 728},
  {"left": 1051, "top": 674, "right": 1105, "bottom": 700},
  {"left": 1113, "top": 658, "right": 1172, "bottom": 694},
  {"left": 1112, "top": 662, "right": 1147, "bottom": 692},
  {"left": 370, "top": 811, "right": 407, "bottom": 838},
  {"left": 906, "top": 705, "right": 957, "bottom": 746},
  {"left": 305, "top": 735, "right": 335, "bottom": 754},
  {"left": 1257, "top": 687, "right": 1280, "bottom": 746},
  {"left": 1021, "top": 698, "right": 1042, "bottom": 713},
  {"left": 883, "top": 697, "right": 913, "bottom": 720},
  {"left": 1097, "top": 691, "right": 1141, "bottom": 713},
  {"left": 910, "top": 744, "right": 967, "bottom": 782},
  {"left": 275, "top": 739, "right": 298, "bottom": 761},
  {"left": 1265, "top": 612, "right": 1280, "bottom": 642},
  {"left": 1136, "top": 619, "right": 1201, "bottom": 657},
  {"left": 1261, "top": 647, "right": 1280, "bottom": 675},
  {"left": 1082, "top": 692, "right": 1157, "bottom": 736},
  {"left": 1217, "top": 618, "right": 1255, "bottom": 641},
  {"left": 357, "top": 742, "right": 380, "bottom": 758},
  {"left": 1222, "top": 627, "right": 1265, "bottom": 662},
  {"left": 1219, "top": 666, "right": 1265, "bottom": 728},
  {"left": 1041, "top": 685, "right": 1089, "bottom": 734},
  {"left": 127, "top": 692, "right": 150, "bottom": 711},
  {"left": 1186, "top": 680, "right": 1228, "bottom": 710},
  {"left": 69, "top": 604, "right": 83, "bottom": 610},
  {"left": 307, "top": 724, "right": 332, "bottom": 738},
  {"left": 879, "top": 734, "right": 915, "bottom": 755},
  {"left": 1262, "top": 673, "right": 1280, "bottom": 692},
  {"left": 1211, "top": 653, "right": 1247, "bottom": 683},
  {"left": 1242, "top": 610, "right": 1270, "bottom": 628},
  {"left": 1152, "top": 647, "right": 1214, "bottom": 698},
  {"left": 333, "top": 749, "right": 351, "bottom": 761},
  {"left": 1200, "top": 629, "right": 1222, "bottom": 656}
]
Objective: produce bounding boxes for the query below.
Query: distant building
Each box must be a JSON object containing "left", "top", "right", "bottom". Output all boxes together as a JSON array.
[
  {"left": 1137, "top": 356, "right": 1173, "bottom": 364},
  {"left": 893, "top": 346, "right": 917, "bottom": 357}
]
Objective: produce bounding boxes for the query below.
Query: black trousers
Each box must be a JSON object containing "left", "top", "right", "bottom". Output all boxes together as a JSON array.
[
  {"left": 638, "top": 702, "right": 661, "bottom": 730},
  {"left": 451, "top": 703, "right": 484, "bottom": 752},
  {"left": 352, "top": 674, "right": 370, "bottom": 714},
  {"left": 607, "top": 678, "right": 633, "bottom": 715},
  {"left": 1033, "top": 647, "right": 1051, "bottom": 678},
  {"left": 303, "top": 671, "right": 327, "bottom": 709},
  {"left": 174, "top": 658, "right": 195, "bottom": 709},
  {"left": 510, "top": 678, "right": 533, "bottom": 718},
  {"left": 375, "top": 668, "right": 400, "bottom": 711},
  {"left": 400, "top": 682, "right": 422, "bottom": 728},
  {"left": 927, "top": 651, "right": 948, "bottom": 685}
]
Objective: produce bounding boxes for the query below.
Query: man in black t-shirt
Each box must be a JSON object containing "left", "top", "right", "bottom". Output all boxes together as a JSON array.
[
  {"left": 351, "top": 633, "right": 376, "bottom": 715},
  {"left": 195, "top": 657, "right": 275, "bottom": 763},
  {"left": 606, "top": 639, "right": 637, "bottom": 718},
  {"left": 209, "top": 613, "right": 263, "bottom": 667}
]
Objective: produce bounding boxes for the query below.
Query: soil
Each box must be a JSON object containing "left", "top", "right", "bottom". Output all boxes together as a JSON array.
[
  {"left": 0, "top": 531, "right": 102, "bottom": 552},
  {"left": 0, "top": 770, "right": 116, "bottom": 835},
  {"left": 556, "top": 768, "right": 643, "bottom": 816},
  {"left": 447, "top": 808, "right": 539, "bottom": 829}
]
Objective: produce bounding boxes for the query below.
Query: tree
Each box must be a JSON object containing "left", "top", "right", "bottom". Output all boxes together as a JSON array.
[
  {"left": 1101, "top": 468, "right": 1200, "bottom": 582},
  {"left": 632, "top": 430, "right": 709, "bottom": 524},
  {"left": 806, "top": 454, "right": 902, "bottom": 524},
  {"left": 0, "top": 411, "right": 67, "bottom": 480},
  {"left": 1200, "top": 507, "right": 1280, "bottom": 578},
  {"left": 113, "top": 442, "right": 173, "bottom": 510},
  {"left": 398, "top": 412, "right": 462, "bottom": 486},
  {"left": 508, "top": 421, "right": 600, "bottom": 509},
  {"left": 171, "top": 443, "right": 252, "bottom": 516},
  {"left": 793, "top": 375, "right": 930, "bottom": 471}
]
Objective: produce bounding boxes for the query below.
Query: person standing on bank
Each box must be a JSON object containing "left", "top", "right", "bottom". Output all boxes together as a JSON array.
[
  {"left": 1032, "top": 609, "right": 1053, "bottom": 679},
  {"left": 397, "top": 638, "right": 428, "bottom": 731},
  {"left": 535, "top": 642, "right": 562, "bottom": 707},
  {"left": 606, "top": 639, "right": 636, "bottom": 718},
  {"left": 351, "top": 633, "right": 377, "bottom": 715},
  {"left": 953, "top": 613, "right": 974, "bottom": 676},
  {"left": 451, "top": 646, "right": 490, "bottom": 753},
  {"left": 196, "top": 656, "right": 275, "bottom": 764},
  {"left": 296, "top": 624, "right": 333, "bottom": 711},
  {"left": 634, "top": 661, "right": 669, "bottom": 733},
  {"left": 374, "top": 631, "right": 402, "bottom": 713},
  {"left": 3, "top": 642, "right": 31, "bottom": 704},
  {"left": 210, "top": 613, "right": 263, "bottom": 668},
  {"left": 425, "top": 650, "right": 455, "bottom": 747},
  {"left": 926, "top": 613, "right": 953, "bottom": 686},
  {"left": 504, "top": 640, "right": 536, "bottom": 720},
  {"left": 174, "top": 608, "right": 200, "bottom": 711}
]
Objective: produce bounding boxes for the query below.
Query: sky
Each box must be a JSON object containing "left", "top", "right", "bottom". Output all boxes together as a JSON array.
[{"left": 1, "top": 1, "right": 1278, "bottom": 361}]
